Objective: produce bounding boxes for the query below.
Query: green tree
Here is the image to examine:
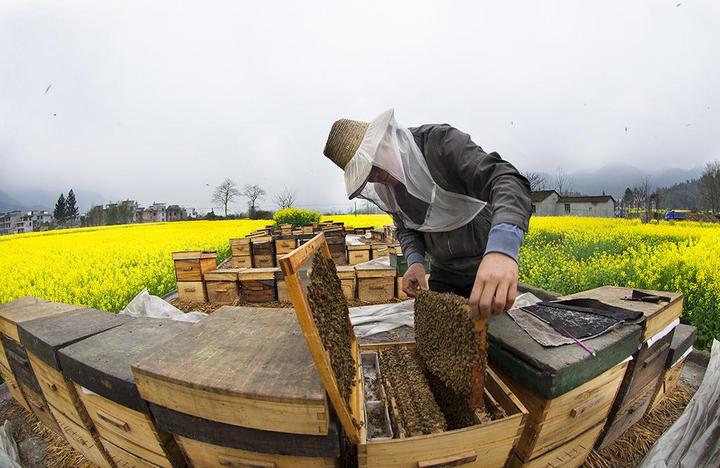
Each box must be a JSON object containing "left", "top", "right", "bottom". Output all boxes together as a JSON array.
[
  {"left": 54, "top": 194, "right": 67, "bottom": 225},
  {"left": 65, "top": 189, "right": 79, "bottom": 223}
]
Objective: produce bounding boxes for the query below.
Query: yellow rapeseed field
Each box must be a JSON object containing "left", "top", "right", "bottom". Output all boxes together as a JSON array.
[{"left": 1, "top": 214, "right": 718, "bottom": 347}]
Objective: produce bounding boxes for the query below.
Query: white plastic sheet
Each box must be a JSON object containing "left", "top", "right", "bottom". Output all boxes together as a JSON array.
[
  {"left": 639, "top": 339, "right": 720, "bottom": 468},
  {"left": 0, "top": 420, "right": 22, "bottom": 468},
  {"left": 120, "top": 289, "right": 207, "bottom": 323},
  {"left": 349, "top": 300, "right": 415, "bottom": 337}
]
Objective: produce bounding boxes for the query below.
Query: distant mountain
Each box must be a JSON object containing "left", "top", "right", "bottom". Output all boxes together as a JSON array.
[
  {"left": 0, "top": 189, "right": 109, "bottom": 213},
  {"left": 534, "top": 164, "right": 704, "bottom": 198}
]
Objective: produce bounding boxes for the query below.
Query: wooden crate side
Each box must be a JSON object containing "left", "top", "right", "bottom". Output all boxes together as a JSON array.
[
  {"left": 348, "top": 250, "right": 371, "bottom": 265},
  {"left": 230, "top": 255, "right": 253, "bottom": 269},
  {"left": 28, "top": 352, "right": 91, "bottom": 427},
  {"left": 102, "top": 438, "right": 167, "bottom": 468},
  {"left": 503, "top": 361, "right": 627, "bottom": 461},
  {"left": 0, "top": 337, "right": 10, "bottom": 370},
  {"left": 20, "top": 382, "right": 61, "bottom": 434},
  {"left": 509, "top": 422, "right": 603, "bottom": 468},
  {"left": 358, "top": 277, "right": 395, "bottom": 302},
  {"left": 206, "top": 281, "right": 241, "bottom": 305},
  {"left": 650, "top": 357, "right": 687, "bottom": 410},
  {"left": 134, "top": 372, "right": 329, "bottom": 436},
  {"left": 177, "top": 281, "right": 207, "bottom": 303},
  {"left": 596, "top": 377, "right": 659, "bottom": 450},
  {"left": 340, "top": 279, "right": 356, "bottom": 301},
  {"left": 253, "top": 254, "right": 276, "bottom": 268},
  {"left": 643, "top": 298, "right": 683, "bottom": 342},
  {"left": 176, "top": 435, "right": 338, "bottom": 468},
  {"left": 0, "top": 363, "right": 30, "bottom": 411},
  {"left": 52, "top": 408, "right": 113, "bottom": 467}
]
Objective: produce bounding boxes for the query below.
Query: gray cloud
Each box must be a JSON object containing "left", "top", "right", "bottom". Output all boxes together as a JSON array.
[{"left": 1, "top": 0, "right": 719, "bottom": 213}]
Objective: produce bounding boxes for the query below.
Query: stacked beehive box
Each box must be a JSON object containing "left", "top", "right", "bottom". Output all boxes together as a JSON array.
[
  {"left": 133, "top": 307, "right": 341, "bottom": 467},
  {"left": 238, "top": 267, "right": 279, "bottom": 303},
  {"left": 274, "top": 236, "right": 298, "bottom": 264},
  {"left": 204, "top": 268, "right": 243, "bottom": 304},
  {"left": 18, "top": 307, "right": 131, "bottom": 466},
  {"left": 173, "top": 251, "right": 217, "bottom": 302},
  {"left": 229, "top": 238, "right": 252, "bottom": 268},
  {"left": 251, "top": 237, "right": 275, "bottom": 268},
  {"left": 58, "top": 318, "right": 190, "bottom": 467},
  {"left": 650, "top": 323, "right": 696, "bottom": 410},
  {"left": 336, "top": 265, "right": 357, "bottom": 301},
  {"left": 347, "top": 240, "right": 371, "bottom": 265},
  {"left": 488, "top": 287, "right": 645, "bottom": 467},
  {"left": 582, "top": 287, "right": 683, "bottom": 450},
  {"left": 355, "top": 259, "right": 396, "bottom": 302},
  {"left": 0, "top": 297, "right": 85, "bottom": 435},
  {"left": 324, "top": 229, "right": 347, "bottom": 265}
]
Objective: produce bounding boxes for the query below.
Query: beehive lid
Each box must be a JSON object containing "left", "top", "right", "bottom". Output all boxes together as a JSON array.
[
  {"left": 171, "top": 251, "right": 217, "bottom": 260},
  {"left": 0, "top": 298, "right": 83, "bottom": 342},
  {"left": 18, "top": 308, "right": 131, "bottom": 370},
  {"left": 204, "top": 268, "right": 243, "bottom": 281},
  {"left": 355, "top": 257, "right": 396, "bottom": 278},
  {"left": 561, "top": 286, "right": 683, "bottom": 342},
  {"left": 229, "top": 238, "right": 251, "bottom": 245},
  {"left": 335, "top": 265, "right": 356, "bottom": 280},
  {"left": 58, "top": 318, "right": 193, "bottom": 412},
  {"left": 133, "top": 307, "right": 328, "bottom": 430},
  {"left": 278, "top": 233, "right": 364, "bottom": 444},
  {"left": 249, "top": 235, "right": 273, "bottom": 243},
  {"left": 238, "top": 267, "right": 280, "bottom": 281}
]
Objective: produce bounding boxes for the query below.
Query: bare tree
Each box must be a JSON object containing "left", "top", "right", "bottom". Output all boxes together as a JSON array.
[
  {"left": 242, "top": 184, "right": 266, "bottom": 215},
  {"left": 632, "top": 177, "right": 653, "bottom": 221},
  {"left": 554, "top": 169, "right": 573, "bottom": 196},
  {"left": 212, "top": 178, "right": 240, "bottom": 217},
  {"left": 699, "top": 160, "right": 720, "bottom": 214},
  {"left": 523, "top": 171, "right": 546, "bottom": 191},
  {"left": 273, "top": 187, "right": 297, "bottom": 209}
]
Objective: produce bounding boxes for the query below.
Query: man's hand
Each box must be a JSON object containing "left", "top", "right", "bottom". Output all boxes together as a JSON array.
[
  {"left": 402, "top": 262, "right": 428, "bottom": 297},
  {"left": 469, "top": 253, "right": 518, "bottom": 321}
]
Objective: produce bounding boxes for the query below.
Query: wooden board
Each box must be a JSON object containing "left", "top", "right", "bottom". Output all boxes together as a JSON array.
[
  {"left": 58, "top": 318, "right": 193, "bottom": 412},
  {"left": 238, "top": 268, "right": 280, "bottom": 281},
  {"left": 102, "top": 438, "right": 166, "bottom": 468},
  {"left": 508, "top": 422, "right": 604, "bottom": 468},
  {"left": 0, "top": 362, "right": 30, "bottom": 411},
  {"left": 171, "top": 251, "right": 217, "bottom": 260},
  {"left": 18, "top": 308, "right": 130, "bottom": 370},
  {"left": 359, "top": 369, "right": 527, "bottom": 468},
  {"left": 561, "top": 286, "right": 683, "bottom": 342},
  {"left": 206, "top": 281, "right": 241, "bottom": 304},
  {"left": 3, "top": 334, "right": 42, "bottom": 394},
  {"left": 650, "top": 356, "right": 687, "bottom": 410},
  {"left": 497, "top": 361, "right": 627, "bottom": 461},
  {"left": 133, "top": 307, "right": 330, "bottom": 436},
  {"left": 615, "top": 328, "right": 674, "bottom": 407},
  {"left": 149, "top": 403, "right": 340, "bottom": 458},
  {"left": 176, "top": 281, "right": 207, "bottom": 303},
  {"left": 176, "top": 435, "right": 338, "bottom": 468},
  {"left": 358, "top": 277, "right": 395, "bottom": 302},
  {"left": 667, "top": 324, "right": 696, "bottom": 366},
  {"left": 0, "top": 298, "right": 81, "bottom": 342},
  {"left": 488, "top": 310, "right": 642, "bottom": 399},
  {"left": 174, "top": 257, "right": 217, "bottom": 282},
  {"left": 52, "top": 407, "right": 113, "bottom": 467},
  {"left": 595, "top": 377, "right": 659, "bottom": 450},
  {"left": 278, "top": 232, "right": 365, "bottom": 444},
  {"left": 277, "top": 279, "right": 291, "bottom": 303},
  {"left": 204, "top": 268, "right": 243, "bottom": 281},
  {"left": 79, "top": 387, "right": 179, "bottom": 467},
  {"left": 20, "top": 382, "right": 61, "bottom": 434}
]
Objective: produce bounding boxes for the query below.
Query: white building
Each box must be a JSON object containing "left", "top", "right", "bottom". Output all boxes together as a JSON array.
[
  {"left": 0, "top": 210, "right": 53, "bottom": 235},
  {"left": 531, "top": 190, "right": 615, "bottom": 217}
]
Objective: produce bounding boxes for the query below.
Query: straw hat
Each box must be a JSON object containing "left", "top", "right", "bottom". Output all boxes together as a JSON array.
[{"left": 323, "top": 118, "right": 369, "bottom": 169}]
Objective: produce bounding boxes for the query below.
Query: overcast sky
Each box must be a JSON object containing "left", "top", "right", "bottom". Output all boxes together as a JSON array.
[{"left": 1, "top": 1, "right": 719, "bottom": 213}]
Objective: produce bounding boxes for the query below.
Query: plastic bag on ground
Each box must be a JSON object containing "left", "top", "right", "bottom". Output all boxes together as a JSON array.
[
  {"left": 120, "top": 288, "right": 207, "bottom": 323},
  {"left": 0, "top": 420, "right": 23, "bottom": 468}
]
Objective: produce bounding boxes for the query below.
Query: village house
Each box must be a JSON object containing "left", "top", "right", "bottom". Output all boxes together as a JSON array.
[
  {"left": 531, "top": 190, "right": 616, "bottom": 217},
  {"left": 165, "top": 205, "right": 187, "bottom": 221},
  {"left": 0, "top": 210, "right": 53, "bottom": 235}
]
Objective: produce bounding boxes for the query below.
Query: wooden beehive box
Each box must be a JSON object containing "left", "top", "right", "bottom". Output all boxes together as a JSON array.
[
  {"left": 18, "top": 308, "right": 131, "bottom": 466},
  {"left": 229, "top": 238, "right": 251, "bottom": 256},
  {"left": 585, "top": 287, "right": 683, "bottom": 449},
  {"left": 279, "top": 233, "right": 528, "bottom": 468},
  {"left": 251, "top": 239, "right": 276, "bottom": 268},
  {"left": 238, "top": 268, "right": 278, "bottom": 303},
  {"left": 650, "top": 324, "right": 696, "bottom": 410},
  {"left": 58, "top": 318, "right": 191, "bottom": 467},
  {"left": 132, "top": 306, "right": 341, "bottom": 467},
  {"left": 0, "top": 297, "right": 85, "bottom": 434},
  {"left": 336, "top": 265, "right": 357, "bottom": 301},
  {"left": 204, "top": 268, "right": 242, "bottom": 304},
  {"left": 488, "top": 291, "right": 643, "bottom": 466},
  {"left": 370, "top": 243, "right": 390, "bottom": 258},
  {"left": 172, "top": 251, "right": 217, "bottom": 282},
  {"left": 355, "top": 261, "right": 396, "bottom": 303},
  {"left": 275, "top": 236, "right": 297, "bottom": 255},
  {"left": 347, "top": 243, "right": 371, "bottom": 265},
  {"left": 229, "top": 255, "right": 253, "bottom": 269}
]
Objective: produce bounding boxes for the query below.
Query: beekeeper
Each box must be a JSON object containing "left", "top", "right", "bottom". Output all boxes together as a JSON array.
[{"left": 323, "top": 109, "right": 532, "bottom": 320}]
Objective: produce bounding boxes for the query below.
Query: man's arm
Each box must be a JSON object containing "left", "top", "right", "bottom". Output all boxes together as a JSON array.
[{"left": 392, "top": 215, "right": 428, "bottom": 296}]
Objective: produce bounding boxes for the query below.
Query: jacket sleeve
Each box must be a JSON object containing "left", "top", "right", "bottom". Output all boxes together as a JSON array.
[
  {"left": 440, "top": 127, "right": 532, "bottom": 231},
  {"left": 391, "top": 214, "right": 427, "bottom": 265}
]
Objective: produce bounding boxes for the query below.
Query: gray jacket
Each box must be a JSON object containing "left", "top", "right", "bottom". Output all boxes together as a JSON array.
[{"left": 393, "top": 124, "right": 532, "bottom": 275}]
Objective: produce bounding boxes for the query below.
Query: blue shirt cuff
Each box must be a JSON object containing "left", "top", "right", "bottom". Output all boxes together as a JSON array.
[
  {"left": 485, "top": 223, "right": 525, "bottom": 263},
  {"left": 406, "top": 252, "right": 425, "bottom": 267}
]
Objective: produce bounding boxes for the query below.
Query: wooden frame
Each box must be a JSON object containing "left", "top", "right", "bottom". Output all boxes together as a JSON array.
[{"left": 278, "top": 233, "right": 365, "bottom": 444}]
